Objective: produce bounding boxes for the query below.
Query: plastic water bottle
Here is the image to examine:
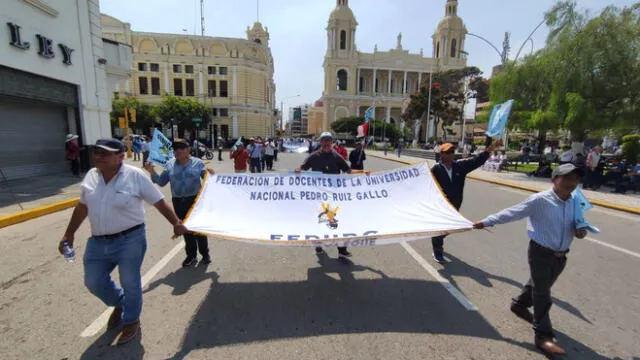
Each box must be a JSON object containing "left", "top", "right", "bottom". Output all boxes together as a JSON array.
[{"left": 62, "top": 241, "right": 76, "bottom": 263}]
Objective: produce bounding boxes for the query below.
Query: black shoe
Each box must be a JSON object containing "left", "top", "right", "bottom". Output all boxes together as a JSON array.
[
  {"left": 182, "top": 257, "right": 197, "bottom": 267},
  {"left": 201, "top": 255, "right": 212, "bottom": 265},
  {"left": 510, "top": 301, "right": 533, "bottom": 324},
  {"left": 432, "top": 251, "right": 445, "bottom": 264},
  {"left": 315, "top": 247, "right": 325, "bottom": 255},
  {"left": 338, "top": 248, "right": 352, "bottom": 257}
]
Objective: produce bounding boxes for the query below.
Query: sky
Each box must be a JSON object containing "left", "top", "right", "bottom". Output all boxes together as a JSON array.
[{"left": 100, "top": 0, "right": 637, "bottom": 120}]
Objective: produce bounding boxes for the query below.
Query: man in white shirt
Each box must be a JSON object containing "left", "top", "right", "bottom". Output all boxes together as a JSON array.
[
  {"left": 58, "top": 139, "right": 186, "bottom": 345},
  {"left": 264, "top": 140, "right": 276, "bottom": 170}
]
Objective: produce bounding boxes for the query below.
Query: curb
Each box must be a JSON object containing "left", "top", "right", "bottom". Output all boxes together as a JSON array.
[
  {"left": 369, "top": 153, "right": 640, "bottom": 215},
  {"left": 0, "top": 198, "right": 79, "bottom": 229}
]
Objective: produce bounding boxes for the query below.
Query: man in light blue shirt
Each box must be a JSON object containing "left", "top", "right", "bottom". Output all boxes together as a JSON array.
[
  {"left": 474, "top": 163, "right": 588, "bottom": 357},
  {"left": 145, "top": 139, "right": 214, "bottom": 267}
]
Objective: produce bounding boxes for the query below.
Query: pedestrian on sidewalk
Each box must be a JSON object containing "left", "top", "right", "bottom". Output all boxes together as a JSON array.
[
  {"left": 141, "top": 136, "right": 151, "bottom": 163},
  {"left": 295, "top": 132, "right": 369, "bottom": 258},
  {"left": 473, "top": 163, "right": 587, "bottom": 358},
  {"left": 429, "top": 139, "right": 502, "bottom": 263},
  {"left": 58, "top": 138, "right": 186, "bottom": 345},
  {"left": 584, "top": 146, "right": 602, "bottom": 190},
  {"left": 230, "top": 143, "right": 249, "bottom": 173},
  {"left": 65, "top": 134, "right": 80, "bottom": 177},
  {"left": 217, "top": 137, "right": 224, "bottom": 162},
  {"left": 144, "top": 139, "right": 215, "bottom": 267}
]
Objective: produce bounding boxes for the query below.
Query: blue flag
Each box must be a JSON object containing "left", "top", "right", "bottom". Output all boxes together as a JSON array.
[
  {"left": 573, "top": 187, "right": 600, "bottom": 233},
  {"left": 364, "top": 104, "right": 375, "bottom": 123},
  {"left": 148, "top": 128, "right": 174, "bottom": 167},
  {"left": 231, "top": 136, "right": 243, "bottom": 151},
  {"left": 486, "top": 100, "right": 514, "bottom": 138}
]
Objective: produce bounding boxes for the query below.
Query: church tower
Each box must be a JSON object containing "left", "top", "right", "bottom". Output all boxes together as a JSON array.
[
  {"left": 246, "top": 21, "right": 269, "bottom": 46},
  {"left": 433, "top": 0, "right": 467, "bottom": 65},
  {"left": 324, "top": 0, "right": 358, "bottom": 97}
]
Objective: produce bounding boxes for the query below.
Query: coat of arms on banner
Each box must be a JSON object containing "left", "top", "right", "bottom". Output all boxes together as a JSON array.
[{"left": 318, "top": 203, "right": 340, "bottom": 229}]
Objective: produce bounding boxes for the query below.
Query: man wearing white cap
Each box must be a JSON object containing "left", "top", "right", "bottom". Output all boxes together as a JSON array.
[
  {"left": 473, "top": 163, "right": 587, "bottom": 357},
  {"left": 295, "top": 132, "right": 368, "bottom": 258}
]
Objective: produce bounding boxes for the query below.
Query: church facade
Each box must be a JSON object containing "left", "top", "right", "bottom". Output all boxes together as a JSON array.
[{"left": 318, "top": 0, "right": 467, "bottom": 140}]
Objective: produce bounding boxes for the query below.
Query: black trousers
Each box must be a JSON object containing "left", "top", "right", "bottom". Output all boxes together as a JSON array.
[
  {"left": 142, "top": 151, "right": 149, "bottom": 163},
  {"left": 514, "top": 241, "right": 567, "bottom": 338},
  {"left": 431, "top": 234, "right": 447, "bottom": 252},
  {"left": 265, "top": 155, "right": 274, "bottom": 170},
  {"left": 69, "top": 159, "right": 80, "bottom": 176},
  {"left": 172, "top": 196, "right": 209, "bottom": 259},
  {"left": 249, "top": 158, "right": 261, "bottom": 173}
]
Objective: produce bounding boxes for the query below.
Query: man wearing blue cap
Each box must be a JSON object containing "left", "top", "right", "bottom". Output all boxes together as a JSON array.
[
  {"left": 58, "top": 139, "right": 187, "bottom": 345},
  {"left": 295, "top": 132, "right": 368, "bottom": 258}
]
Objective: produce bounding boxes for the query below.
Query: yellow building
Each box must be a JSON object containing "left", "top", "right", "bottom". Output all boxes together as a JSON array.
[
  {"left": 320, "top": 0, "right": 467, "bottom": 140},
  {"left": 101, "top": 14, "right": 276, "bottom": 139}
]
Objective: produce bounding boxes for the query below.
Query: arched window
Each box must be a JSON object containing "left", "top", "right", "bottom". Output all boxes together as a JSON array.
[
  {"left": 254, "top": 39, "right": 261, "bottom": 44},
  {"left": 450, "top": 39, "right": 457, "bottom": 58},
  {"left": 337, "top": 69, "right": 348, "bottom": 91},
  {"left": 340, "top": 30, "right": 346, "bottom": 50}
]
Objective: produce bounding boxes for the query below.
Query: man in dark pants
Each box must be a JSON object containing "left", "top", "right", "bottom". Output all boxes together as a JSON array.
[
  {"left": 474, "top": 164, "right": 587, "bottom": 357},
  {"left": 430, "top": 140, "right": 502, "bottom": 263},
  {"left": 145, "top": 139, "right": 214, "bottom": 266},
  {"left": 295, "top": 132, "right": 368, "bottom": 258}
]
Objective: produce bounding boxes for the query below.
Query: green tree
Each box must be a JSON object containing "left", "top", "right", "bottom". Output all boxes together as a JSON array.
[
  {"left": 330, "top": 116, "right": 364, "bottom": 135},
  {"left": 402, "top": 66, "right": 486, "bottom": 140},
  {"left": 151, "top": 96, "right": 211, "bottom": 138},
  {"left": 110, "top": 95, "right": 155, "bottom": 134}
]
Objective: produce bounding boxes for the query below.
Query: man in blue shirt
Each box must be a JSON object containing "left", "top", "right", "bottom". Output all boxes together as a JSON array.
[
  {"left": 473, "top": 163, "right": 587, "bottom": 357},
  {"left": 145, "top": 139, "right": 214, "bottom": 267}
]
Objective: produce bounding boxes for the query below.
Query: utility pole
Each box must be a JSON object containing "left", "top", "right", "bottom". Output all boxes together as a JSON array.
[{"left": 200, "top": 0, "right": 205, "bottom": 36}]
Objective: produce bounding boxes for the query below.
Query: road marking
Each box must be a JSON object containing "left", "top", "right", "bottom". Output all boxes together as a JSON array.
[
  {"left": 400, "top": 242, "right": 478, "bottom": 311},
  {"left": 585, "top": 237, "right": 640, "bottom": 260},
  {"left": 80, "top": 241, "right": 185, "bottom": 338}
]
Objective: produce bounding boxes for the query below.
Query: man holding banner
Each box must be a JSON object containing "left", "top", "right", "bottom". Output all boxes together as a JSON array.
[
  {"left": 430, "top": 140, "right": 502, "bottom": 263},
  {"left": 473, "top": 163, "right": 590, "bottom": 357},
  {"left": 295, "top": 132, "right": 369, "bottom": 258},
  {"left": 145, "top": 139, "right": 215, "bottom": 267}
]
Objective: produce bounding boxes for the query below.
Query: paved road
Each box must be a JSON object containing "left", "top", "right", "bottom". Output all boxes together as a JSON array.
[{"left": 1, "top": 153, "right": 638, "bottom": 360}]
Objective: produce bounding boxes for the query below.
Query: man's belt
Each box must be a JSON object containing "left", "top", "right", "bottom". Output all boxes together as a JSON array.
[
  {"left": 96, "top": 224, "right": 144, "bottom": 239},
  {"left": 531, "top": 240, "right": 569, "bottom": 258}
]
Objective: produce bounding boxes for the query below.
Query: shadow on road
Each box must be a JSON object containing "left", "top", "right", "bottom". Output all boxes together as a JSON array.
[
  {"left": 79, "top": 326, "right": 145, "bottom": 360},
  {"left": 438, "top": 252, "right": 593, "bottom": 325},
  {"left": 164, "top": 256, "right": 515, "bottom": 360},
  {"left": 144, "top": 263, "right": 219, "bottom": 296}
]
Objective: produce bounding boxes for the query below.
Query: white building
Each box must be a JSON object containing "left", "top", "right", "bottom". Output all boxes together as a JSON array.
[{"left": 0, "top": 0, "right": 125, "bottom": 180}]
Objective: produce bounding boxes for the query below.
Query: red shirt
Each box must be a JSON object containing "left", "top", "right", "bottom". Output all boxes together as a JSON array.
[
  {"left": 231, "top": 149, "right": 249, "bottom": 170},
  {"left": 66, "top": 141, "right": 80, "bottom": 160},
  {"left": 334, "top": 145, "right": 348, "bottom": 160}
]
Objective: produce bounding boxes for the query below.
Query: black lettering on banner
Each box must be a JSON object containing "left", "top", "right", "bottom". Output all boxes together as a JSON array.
[
  {"left": 59, "top": 44, "right": 74, "bottom": 65},
  {"left": 36, "top": 34, "right": 55, "bottom": 58},
  {"left": 7, "top": 23, "right": 30, "bottom": 50}
]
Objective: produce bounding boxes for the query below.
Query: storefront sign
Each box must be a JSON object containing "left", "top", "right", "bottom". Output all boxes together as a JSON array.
[{"left": 7, "top": 22, "right": 74, "bottom": 65}]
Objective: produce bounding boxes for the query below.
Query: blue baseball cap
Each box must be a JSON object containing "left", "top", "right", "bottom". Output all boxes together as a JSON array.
[{"left": 94, "top": 138, "right": 125, "bottom": 153}]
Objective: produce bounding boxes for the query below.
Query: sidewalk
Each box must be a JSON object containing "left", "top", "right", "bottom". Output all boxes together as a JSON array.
[
  {"left": 0, "top": 158, "right": 218, "bottom": 223},
  {"left": 366, "top": 149, "right": 640, "bottom": 213}
]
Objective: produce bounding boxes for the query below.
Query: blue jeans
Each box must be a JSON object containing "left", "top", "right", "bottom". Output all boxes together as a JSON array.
[{"left": 83, "top": 225, "right": 147, "bottom": 324}]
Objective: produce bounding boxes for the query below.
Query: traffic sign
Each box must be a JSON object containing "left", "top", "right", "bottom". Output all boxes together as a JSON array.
[{"left": 192, "top": 117, "right": 202, "bottom": 124}]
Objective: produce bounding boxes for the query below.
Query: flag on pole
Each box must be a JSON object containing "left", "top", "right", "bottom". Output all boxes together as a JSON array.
[
  {"left": 573, "top": 187, "right": 600, "bottom": 233},
  {"left": 231, "top": 136, "right": 244, "bottom": 151},
  {"left": 485, "top": 100, "right": 514, "bottom": 138},
  {"left": 357, "top": 104, "right": 375, "bottom": 138},
  {"left": 148, "top": 128, "right": 174, "bottom": 167}
]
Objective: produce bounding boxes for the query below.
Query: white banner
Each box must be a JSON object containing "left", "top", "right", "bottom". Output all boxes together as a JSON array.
[{"left": 184, "top": 163, "right": 473, "bottom": 247}]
